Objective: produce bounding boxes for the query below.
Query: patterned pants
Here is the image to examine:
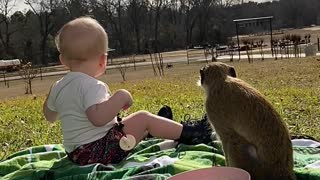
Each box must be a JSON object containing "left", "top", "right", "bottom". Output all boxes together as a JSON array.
[{"left": 67, "top": 123, "right": 130, "bottom": 165}]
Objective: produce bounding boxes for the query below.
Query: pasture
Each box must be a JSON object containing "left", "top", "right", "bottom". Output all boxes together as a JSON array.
[{"left": 0, "top": 57, "right": 320, "bottom": 160}]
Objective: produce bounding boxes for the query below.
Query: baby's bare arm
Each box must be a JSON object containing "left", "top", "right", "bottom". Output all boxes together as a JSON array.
[
  {"left": 43, "top": 89, "right": 58, "bottom": 123},
  {"left": 86, "top": 89, "right": 133, "bottom": 127}
]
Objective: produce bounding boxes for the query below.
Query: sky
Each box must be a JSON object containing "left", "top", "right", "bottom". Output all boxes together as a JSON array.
[
  {"left": 12, "top": 0, "right": 274, "bottom": 13},
  {"left": 12, "top": 1, "right": 30, "bottom": 13}
]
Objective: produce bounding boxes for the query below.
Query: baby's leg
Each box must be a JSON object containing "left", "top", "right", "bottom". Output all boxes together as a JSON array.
[{"left": 122, "top": 110, "right": 183, "bottom": 143}]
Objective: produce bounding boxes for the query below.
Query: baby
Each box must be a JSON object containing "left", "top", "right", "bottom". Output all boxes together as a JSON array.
[{"left": 43, "top": 17, "right": 211, "bottom": 165}]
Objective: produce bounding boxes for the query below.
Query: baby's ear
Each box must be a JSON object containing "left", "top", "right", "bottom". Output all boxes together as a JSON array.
[
  {"left": 99, "top": 53, "right": 107, "bottom": 64},
  {"left": 229, "top": 67, "right": 237, "bottom": 78},
  {"left": 59, "top": 55, "right": 67, "bottom": 66}
]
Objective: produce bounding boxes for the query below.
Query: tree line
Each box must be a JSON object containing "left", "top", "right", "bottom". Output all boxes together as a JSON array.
[{"left": 0, "top": 0, "right": 320, "bottom": 66}]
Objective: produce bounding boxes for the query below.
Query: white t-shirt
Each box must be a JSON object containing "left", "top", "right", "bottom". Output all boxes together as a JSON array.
[{"left": 47, "top": 72, "right": 117, "bottom": 152}]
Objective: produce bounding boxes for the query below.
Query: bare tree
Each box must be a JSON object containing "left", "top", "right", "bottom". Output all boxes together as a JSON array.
[
  {"left": 227, "top": 40, "right": 235, "bottom": 62},
  {"left": 129, "top": 54, "right": 137, "bottom": 70},
  {"left": 117, "top": 62, "right": 128, "bottom": 81},
  {"left": 0, "top": 0, "right": 18, "bottom": 57},
  {"left": 149, "top": 52, "right": 158, "bottom": 76},
  {"left": 93, "top": 0, "right": 126, "bottom": 54},
  {"left": 25, "top": 0, "right": 59, "bottom": 66},
  {"left": 156, "top": 52, "right": 164, "bottom": 76},
  {"left": 61, "top": 0, "right": 89, "bottom": 18},
  {"left": 204, "top": 46, "right": 210, "bottom": 63},
  {"left": 216, "top": 0, "right": 242, "bottom": 7},
  {"left": 166, "top": 0, "right": 179, "bottom": 48},
  {"left": 149, "top": 51, "right": 164, "bottom": 76},
  {"left": 1, "top": 70, "right": 9, "bottom": 87},
  {"left": 181, "top": 0, "right": 197, "bottom": 47},
  {"left": 127, "top": 0, "right": 147, "bottom": 53},
  {"left": 272, "top": 39, "right": 279, "bottom": 60},
  {"left": 291, "top": 34, "right": 301, "bottom": 58},
  {"left": 197, "top": 0, "right": 215, "bottom": 44},
  {"left": 256, "top": 39, "right": 264, "bottom": 61},
  {"left": 283, "top": 34, "right": 292, "bottom": 58},
  {"left": 147, "top": 0, "right": 167, "bottom": 53},
  {"left": 19, "top": 62, "right": 38, "bottom": 94},
  {"left": 242, "top": 39, "right": 252, "bottom": 63},
  {"left": 210, "top": 46, "right": 217, "bottom": 62},
  {"left": 181, "top": 0, "right": 215, "bottom": 47},
  {"left": 279, "top": 39, "right": 285, "bottom": 59}
]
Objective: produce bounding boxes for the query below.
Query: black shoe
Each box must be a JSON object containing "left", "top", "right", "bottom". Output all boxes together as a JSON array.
[
  {"left": 178, "top": 113, "right": 214, "bottom": 145},
  {"left": 147, "top": 105, "right": 174, "bottom": 139},
  {"left": 157, "top": 105, "right": 173, "bottom": 120}
]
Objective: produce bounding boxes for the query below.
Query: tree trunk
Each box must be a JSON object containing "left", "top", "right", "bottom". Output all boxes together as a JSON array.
[
  {"left": 189, "top": 23, "right": 195, "bottom": 46},
  {"left": 186, "top": 13, "right": 190, "bottom": 47},
  {"left": 5, "top": 21, "right": 10, "bottom": 56},
  {"left": 0, "top": 20, "right": 12, "bottom": 57},
  {"left": 25, "top": 81, "right": 29, "bottom": 94},
  {"left": 117, "top": 0, "right": 125, "bottom": 54},
  {"left": 134, "top": 27, "right": 141, "bottom": 53},
  {"left": 29, "top": 79, "right": 32, "bottom": 94},
  {"left": 40, "top": 36, "right": 48, "bottom": 66},
  {"left": 199, "top": 15, "right": 206, "bottom": 43},
  {"left": 154, "top": 9, "right": 160, "bottom": 53}
]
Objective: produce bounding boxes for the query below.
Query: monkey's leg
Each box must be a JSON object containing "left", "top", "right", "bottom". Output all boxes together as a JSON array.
[
  {"left": 262, "top": 164, "right": 297, "bottom": 180},
  {"left": 252, "top": 134, "right": 296, "bottom": 180},
  {"left": 220, "top": 138, "right": 230, "bottom": 166},
  {"left": 226, "top": 135, "right": 263, "bottom": 180},
  {"left": 220, "top": 135, "right": 251, "bottom": 167}
]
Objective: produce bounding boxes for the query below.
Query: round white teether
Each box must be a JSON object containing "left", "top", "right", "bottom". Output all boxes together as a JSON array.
[{"left": 119, "top": 134, "right": 136, "bottom": 151}]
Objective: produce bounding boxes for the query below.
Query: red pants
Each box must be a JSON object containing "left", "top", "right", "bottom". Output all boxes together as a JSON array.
[{"left": 67, "top": 123, "right": 130, "bottom": 165}]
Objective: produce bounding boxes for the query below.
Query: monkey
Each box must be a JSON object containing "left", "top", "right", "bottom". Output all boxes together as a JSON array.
[{"left": 199, "top": 62, "right": 296, "bottom": 180}]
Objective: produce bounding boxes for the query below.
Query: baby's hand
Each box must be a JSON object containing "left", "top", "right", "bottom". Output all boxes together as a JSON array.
[
  {"left": 115, "top": 89, "right": 133, "bottom": 111},
  {"left": 122, "top": 96, "right": 133, "bottom": 110},
  {"left": 122, "top": 104, "right": 130, "bottom": 110}
]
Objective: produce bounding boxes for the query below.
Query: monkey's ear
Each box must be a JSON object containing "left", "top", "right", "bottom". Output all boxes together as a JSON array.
[
  {"left": 229, "top": 67, "right": 237, "bottom": 77},
  {"left": 200, "top": 67, "right": 205, "bottom": 77},
  {"left": 200, "top": 67, "right": 205, "bottom": 84}
]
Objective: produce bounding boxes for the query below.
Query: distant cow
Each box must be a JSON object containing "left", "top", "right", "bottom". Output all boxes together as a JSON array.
[{"left": 166, "top": 63, "right": 173, "bottom": 69}]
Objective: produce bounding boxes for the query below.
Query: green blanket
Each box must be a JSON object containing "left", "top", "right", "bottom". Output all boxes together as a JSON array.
[{"left": 0, "top": 139, "right": 319, "bottom": 180}]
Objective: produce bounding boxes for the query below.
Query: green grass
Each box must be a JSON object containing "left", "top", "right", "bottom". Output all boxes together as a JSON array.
[{"left": 1, "top": 57, "right": 320, "bottom": 160}]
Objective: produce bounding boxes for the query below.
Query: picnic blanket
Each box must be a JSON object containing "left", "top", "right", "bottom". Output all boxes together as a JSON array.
[{"left": 0, "top": 139, "right": 320, "bottom": 180}]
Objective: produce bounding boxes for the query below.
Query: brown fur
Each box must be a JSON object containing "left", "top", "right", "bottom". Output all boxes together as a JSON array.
[{"left": 200, "top": 62, "right": 296, "bottom": 180}]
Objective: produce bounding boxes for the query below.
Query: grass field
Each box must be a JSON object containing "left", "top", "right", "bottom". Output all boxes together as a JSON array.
[{"left": 1, "top": 57, "right": 320, "bottom": 160}]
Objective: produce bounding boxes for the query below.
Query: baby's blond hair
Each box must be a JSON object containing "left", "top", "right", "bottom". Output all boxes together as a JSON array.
[{"left": 55, "top": 17, "right": 108, "bottom": 61}]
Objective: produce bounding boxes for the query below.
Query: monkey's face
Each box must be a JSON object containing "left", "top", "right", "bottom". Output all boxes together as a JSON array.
[{"left": 199, "top": 62, "right": 237, "bottom": 91}]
